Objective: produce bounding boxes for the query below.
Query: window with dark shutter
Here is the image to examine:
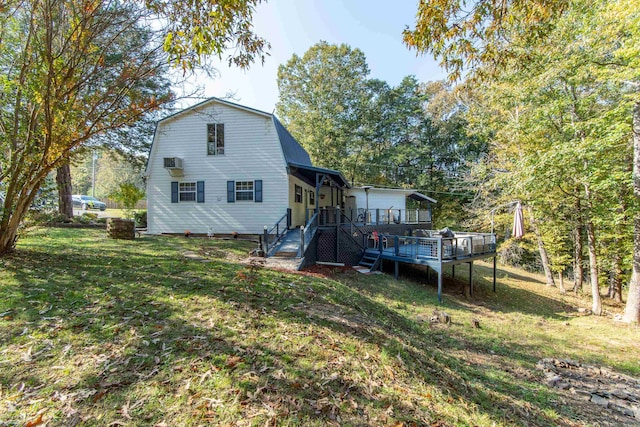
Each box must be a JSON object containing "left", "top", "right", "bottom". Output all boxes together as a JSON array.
[
  {"left": 179, "top": 182, "right": 196, "bottom": 201},
  {"left": 235, "top": 181, "right": 254, "bottom": 201}
]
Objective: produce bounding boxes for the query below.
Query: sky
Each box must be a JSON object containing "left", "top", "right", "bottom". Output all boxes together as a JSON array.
[{"left": 186, "top": 0, "right": 445, "bottom": 113}]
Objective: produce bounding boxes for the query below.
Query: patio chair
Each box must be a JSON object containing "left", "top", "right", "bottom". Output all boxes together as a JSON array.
[{"left": 371, "top": 231, "right": 387, "bottom": 249}]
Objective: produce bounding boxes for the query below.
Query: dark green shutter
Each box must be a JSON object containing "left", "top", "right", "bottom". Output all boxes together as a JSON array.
[
  {"left": 171, "top": 182, "right": 178, "bottom": 203},
  {"left": 255, "top": 180, "right": 262, "bottom": 203},
  {"left": 227, "top": 181, "right": 235, "bottom": 203},
  {"left": 197, "top": 181, "right": 205, "bottom": 203}
]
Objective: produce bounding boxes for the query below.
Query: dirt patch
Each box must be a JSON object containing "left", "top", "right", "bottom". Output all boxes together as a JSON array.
[{"left": 301, "top": 263, "right": 355, "bottom": 278}]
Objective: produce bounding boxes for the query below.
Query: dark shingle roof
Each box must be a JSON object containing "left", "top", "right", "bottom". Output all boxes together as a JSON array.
[{"left": 273, "top": 117, "right": 312, "bottom": 166}]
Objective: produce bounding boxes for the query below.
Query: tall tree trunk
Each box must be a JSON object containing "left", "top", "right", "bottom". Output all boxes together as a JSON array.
[
  {"left": 528, "top": 206, "right": 555, "bottom": 286},
  {"left": 558, "top": 271, "right": 566, "bottom": 295},
  {"left": 624, "top": 101, "right": 640, "bottom": 323},
  {"left": 609, "top": 253, "right": 623, "bottom": 303},
  {"left": 573, "top": 202, "right": 584, "bottom": 294},
  {"left": 582, "top": 180, "right": 602, "bottom": 315},
  {"left": 585, "top": 218, "right": 602, "bottom": 315},
  {"left": 0, "top": 179, "right": 44, "bottom": 254},
  {"left": 56, "top": 163, "right": 74, "bottom": 219}
]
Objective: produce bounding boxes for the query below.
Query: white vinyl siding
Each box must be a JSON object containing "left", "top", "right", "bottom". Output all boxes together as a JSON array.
[{"left": 146, "top": 101, "right": 288, "bottom": 234}]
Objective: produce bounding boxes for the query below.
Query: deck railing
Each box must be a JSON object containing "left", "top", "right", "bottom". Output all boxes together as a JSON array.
[
  {"left": 308, "top": 207, "right": 432, "bottom": 227},
  {"left": 300, "top": 212, "right": 318, "bottom": 256},
  {"left": 366, "top": 231, "right": 496, "bottom": 261},
  {"left": 263, "top": 210, "right": 291, "bottom": 255}
]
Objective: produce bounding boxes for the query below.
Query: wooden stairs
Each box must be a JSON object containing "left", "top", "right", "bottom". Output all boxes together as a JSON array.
[{"left": 352, "top": 249, "right": 381, "bottom": 274}]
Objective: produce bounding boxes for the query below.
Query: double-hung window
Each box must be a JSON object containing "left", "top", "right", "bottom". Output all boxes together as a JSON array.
[
  {"left": 171, "top": 181, "right": 205, "bottom": 203},
  {"left": 295, "top": 185, "right": 302, "bottom": 203},
  {"left": 227, "top": 180, "right": 262, "bottom": 203},
  {"left": 207, "top": 123, "right": 224, "bottom": 155},
  {"left": 179, "top": 182, "right": 197, "bottom": 201},
  {"left": 235, "top": 181, "right": 254, "bottom": 201}
]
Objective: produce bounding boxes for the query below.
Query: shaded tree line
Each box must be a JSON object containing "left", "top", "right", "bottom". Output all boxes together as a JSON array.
[
  {"left": 404, "top": 0, "right": 640, "bottom": 322},
  {"left": 276, "top": 41, "right": 486, "bottom": 227}
]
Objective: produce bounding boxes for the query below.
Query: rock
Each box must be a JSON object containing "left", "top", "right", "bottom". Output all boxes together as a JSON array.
[
  {"left": 608, "top": 399, "right": 636, "bottom": 418},
  {"left": 618, "top": 406, "right": 636, "bottom": 418},
  {"left": 591, "top": 394, "right": 609, "bottom": 407},
  {"left": 546, "top": 375, "right": 562, "bottom": 387},
  {"left": 430, "top": 310, "right": 451, "bottom": 324},
  {"left": 557, "top": 382, "right": 570, "bottom": 390},
  {"left": 572, "top": 389, "right": 593, "bottom": 401},
  {"left": 438, "top": 311, "right": 451, "bottom": 324},
  {"left": 611, "top": 389, "right": 629, "bottom": 400}
]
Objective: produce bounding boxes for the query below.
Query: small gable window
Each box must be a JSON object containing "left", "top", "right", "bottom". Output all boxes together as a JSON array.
[{"left": 207, "top": 123, "right": 224, "bottom": 155}]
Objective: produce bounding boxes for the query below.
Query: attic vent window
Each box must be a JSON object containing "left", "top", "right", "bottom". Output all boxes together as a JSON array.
[{"left": 207, "top": 123, "right": 224, "bottom": 155}]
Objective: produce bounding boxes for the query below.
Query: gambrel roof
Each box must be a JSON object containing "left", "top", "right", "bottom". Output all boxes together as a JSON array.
[{"left": 145, "top": 97, "right": 349, "bottom": 188}]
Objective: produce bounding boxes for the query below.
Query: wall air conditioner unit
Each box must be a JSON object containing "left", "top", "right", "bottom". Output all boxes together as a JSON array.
[{"left": 163, "top": 157, "right": 184, "bottom": 177}]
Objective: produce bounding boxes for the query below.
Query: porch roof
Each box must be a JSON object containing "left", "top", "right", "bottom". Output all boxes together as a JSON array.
[
  {"left": 408, "top": 191, "right": 437, "bottom": 204},
  {"left": 288, "top": 162, "right": 351, "bottom": 189}
]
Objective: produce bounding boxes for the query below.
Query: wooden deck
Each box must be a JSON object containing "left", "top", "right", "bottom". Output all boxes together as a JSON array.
[{"left": 365, "top": 232, "right": 497, "bottom": 302}]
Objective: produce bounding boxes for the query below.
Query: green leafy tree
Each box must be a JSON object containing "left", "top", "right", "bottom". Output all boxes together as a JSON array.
[
  {"left": 406, "top": 0, "right": 639, "bottom": 319},
  {"left": 276, "top": 41, "right": 371, "bottom": 172},
  {"left": 110, "top": 182, "right": 145, "bottom": 220},
  {"left": 93, "top": 152, "right": 145, "bottom": 200},
  {"left": 278, "top": 42, "right": 484, "bottom": 228},
  {"left": 0, "top": 0, "right": 268, "bottom": 254}
]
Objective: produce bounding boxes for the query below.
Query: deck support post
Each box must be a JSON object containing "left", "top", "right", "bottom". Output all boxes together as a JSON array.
[
  {"left": 493, "top": 256, "right": 497, "bottom": 293},
  {"left": 263, "top": 226, "right": 268, "bottom": 254},
  {"left": 437, "top": 269, "right": 443, "bottom": 303},
  {"left": 469, "top": 261, "right": 473, "bottom": 297},
  {"left": 427, "top": 267, "right": 431, "bottom": 281},
  {"left": 452, "top": 264, "right": 455, "bottom": 279},
  {"left": 394, "top": 261, "right": 399, "bottom": 280}
]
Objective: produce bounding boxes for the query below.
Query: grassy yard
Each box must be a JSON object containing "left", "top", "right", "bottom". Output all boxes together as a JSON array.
[{"left": 0, "top": 228, "right": 638, "bottom": 426}]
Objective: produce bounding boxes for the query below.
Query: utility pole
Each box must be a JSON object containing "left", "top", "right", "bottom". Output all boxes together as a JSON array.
[{"left": 92, "top": 150, "right": 97, "bottom": 197}]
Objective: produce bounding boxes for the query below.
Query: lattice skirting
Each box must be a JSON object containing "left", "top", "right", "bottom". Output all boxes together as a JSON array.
[{"left": 315, "top": 224, "right": 432, "bottom": 266}]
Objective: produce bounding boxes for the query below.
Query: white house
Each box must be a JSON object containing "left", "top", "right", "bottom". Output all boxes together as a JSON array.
[
  {"left": 144, "top": 97, "right": 349, "bottom": 235},
  {"left": 344, "top": 186, "right": 436, "bottom": 224}
]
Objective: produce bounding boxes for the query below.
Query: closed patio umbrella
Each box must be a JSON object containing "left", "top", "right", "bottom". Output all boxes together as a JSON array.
[{"left": 512, "top": 202, "right": 524, "bottom": 239}]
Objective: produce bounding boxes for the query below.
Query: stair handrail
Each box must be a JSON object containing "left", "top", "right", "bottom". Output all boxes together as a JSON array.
[
  {"left": 263, "top": 211, "right": 290, "bottom": 255},
  {"left": 301, "top": 212, "right": 318, "bottom": 255},
  {"left": 337, "top": 209, "right": 365, "bottom": 249}
]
